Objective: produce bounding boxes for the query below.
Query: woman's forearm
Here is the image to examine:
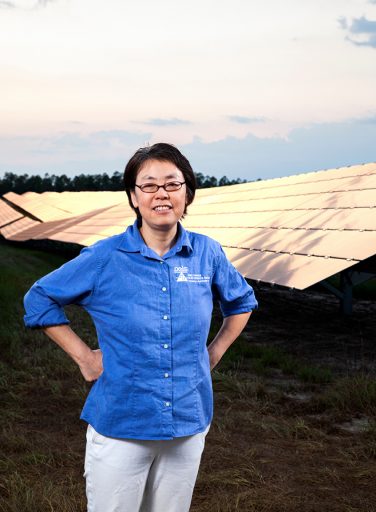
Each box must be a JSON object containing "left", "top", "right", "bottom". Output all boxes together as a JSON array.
[
  {"left": 207, "top": 311, "right": 252, "bottom": 371},
  {"left": 42, "top": 325, "right": 103, "bottom": 381}
]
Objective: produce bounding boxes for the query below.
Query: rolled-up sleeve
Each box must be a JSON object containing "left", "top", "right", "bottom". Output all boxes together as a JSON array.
[
  {"left": 23, "top": 245, "right": 99, "bottom": 329},
  {"left": 212, "top": 245, "right": 258, "bottom": 317}
]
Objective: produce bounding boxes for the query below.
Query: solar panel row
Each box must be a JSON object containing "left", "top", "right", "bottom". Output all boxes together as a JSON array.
[{"left": 1, "top": 162, "right": 375, "bottom": 290}]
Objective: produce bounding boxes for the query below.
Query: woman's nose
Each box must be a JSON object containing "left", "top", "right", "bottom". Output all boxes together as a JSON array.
[{"left": 155, "top": 186, "right": 169, "bottom": 199}]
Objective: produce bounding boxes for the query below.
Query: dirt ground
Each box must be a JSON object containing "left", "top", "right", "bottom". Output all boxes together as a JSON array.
[
  {"left": 247, "top": 283, "right": 376, "bottom": 373},
  {"left": 190, "top": 284, "right": 376, "bottom": 511},
  {"left": 1, "top": 258, "right": 376, "bottom": 511}
]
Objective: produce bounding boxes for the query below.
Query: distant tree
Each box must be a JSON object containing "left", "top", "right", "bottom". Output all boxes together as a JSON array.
[
  {"left": 13, "top": 173, "right": 29, "bottom": 194},
  {"left": 92, "top": 174, "right": 99, "bottom": 190},
  {"left": 101, "top": 173, "right": 111, "bottom": 190},
  {"left": 0, "top": 170, "right": 252, "bottom": 195},
  {"left": 218, "top": 176, "right": 230, "bottom": 187},
  {"left": 110, "top": 171, "right": 123, "bottom": 190},
  {"left": 200, "top": 175, "right": 218, "bottom": 188},
  {"left": 194, "top": 172, "right": 205, "bottom": 188},
  {"left": 0, "top": 172, "right": 17, "bottom": 195},
  {"left": 27, "top": 174, "right": 44, "bottom": 193},
  {"left": 42, "top": 173, "right": 53, "bottom": 192},
  {"left": 54, "top": 174, "right": 71, "bottom": 192}
]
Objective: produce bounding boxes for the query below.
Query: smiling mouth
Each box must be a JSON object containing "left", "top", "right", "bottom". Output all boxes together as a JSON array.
[{"left": 153, "top": 205, "right": 172, "bottom": 212}]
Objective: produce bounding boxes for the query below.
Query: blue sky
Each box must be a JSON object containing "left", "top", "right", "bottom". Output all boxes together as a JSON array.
[{"left": 1, "top": 0, "right": 376, "bottom": 180}]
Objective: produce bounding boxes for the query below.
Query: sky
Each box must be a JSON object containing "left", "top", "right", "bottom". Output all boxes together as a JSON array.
[{"left": 1, "top": 0, "right": 376, "bottom": 181}]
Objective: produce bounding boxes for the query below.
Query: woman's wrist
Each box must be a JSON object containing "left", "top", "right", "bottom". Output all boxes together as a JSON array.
[
  {"left": 43, "top": 324, "right": 91, "bottom": 366},
  {"left": 75, "top": 345, "right": 95, "bottom": 367},
  {"left": 208, "top": 343, "right": 223, "bottom": 370}
]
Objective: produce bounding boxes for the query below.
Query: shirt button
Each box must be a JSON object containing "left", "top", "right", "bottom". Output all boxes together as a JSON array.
[
  {"left": 164, "top": 373, "right": 169, "bottom": 378},
  {"left": 163, "top": 344, "right": 169, "bottom": 349},
  {"left": 160, "top": 261, "right": 164, "bottom": 264},
  {"left": 162, "top": 287, "right": 167, "bottom": 292},
  {"left": 165, "top": 402, "right": 171, "bottom": 407},
  {"left": 163, "top": 315, "right": 168, "bottom": 320}
]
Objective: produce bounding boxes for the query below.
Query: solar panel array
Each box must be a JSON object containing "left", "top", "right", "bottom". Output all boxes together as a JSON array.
[{"left": 1, "top": 162, "right": 376, "bottom": 290}]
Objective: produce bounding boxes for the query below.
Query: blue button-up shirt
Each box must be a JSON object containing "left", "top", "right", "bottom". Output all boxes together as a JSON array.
[{"left": 23, "top": 220, "right": 258, "bottom": 440}]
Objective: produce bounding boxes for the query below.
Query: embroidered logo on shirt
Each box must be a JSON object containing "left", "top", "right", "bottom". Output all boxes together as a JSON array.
[
  {"left": 174, "top": 266, "right": 210, "bottom": 283},
  {"left": 175, "top": 266, "right": 188, "bottom": 282}
]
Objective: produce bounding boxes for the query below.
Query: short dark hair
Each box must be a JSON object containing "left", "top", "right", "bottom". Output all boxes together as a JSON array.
[{"left": 123, "top": 143, "right": 197, "bottom": 223}]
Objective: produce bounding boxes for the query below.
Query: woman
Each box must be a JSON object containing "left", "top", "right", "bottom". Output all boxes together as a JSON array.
[{"left": 23, "top": 143, "right": 258, "bottom": 512}]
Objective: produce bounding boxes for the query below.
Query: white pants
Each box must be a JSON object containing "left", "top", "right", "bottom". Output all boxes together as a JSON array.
[{"left": 84, "top": 424, "right": 210, "bottom": 512}]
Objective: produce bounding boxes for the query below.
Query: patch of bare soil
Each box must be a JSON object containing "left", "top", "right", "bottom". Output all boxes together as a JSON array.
[
  {"left": 1, "top": 283, "right": 375, "bottom": 511},
  {"left": 191, "top": 284, "right": 376, "bottom": 511},
  {"left": 248, "top": 283, "right": 376, "bottom": 374}
]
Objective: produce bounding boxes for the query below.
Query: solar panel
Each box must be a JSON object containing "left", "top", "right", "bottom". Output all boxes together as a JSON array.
[{"left": 1, "top": 161, "right": 375, "bottom": 292}]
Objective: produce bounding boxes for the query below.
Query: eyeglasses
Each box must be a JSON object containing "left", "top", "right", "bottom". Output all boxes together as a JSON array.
[{"left": 134, "top": 181, "right": 186, "bottom": 193}]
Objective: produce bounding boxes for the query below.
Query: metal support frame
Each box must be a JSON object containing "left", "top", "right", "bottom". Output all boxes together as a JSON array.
[
  {"left": 340, "top": 270, "right": 353, "bottom": 316},
  {"left": 320, "top": 266, "right": 376, "bottom": 315}
]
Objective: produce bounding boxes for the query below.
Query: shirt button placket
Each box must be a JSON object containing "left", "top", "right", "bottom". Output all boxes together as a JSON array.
[{"left": 160, "top": 260, "right": 173, "bottom": 436}]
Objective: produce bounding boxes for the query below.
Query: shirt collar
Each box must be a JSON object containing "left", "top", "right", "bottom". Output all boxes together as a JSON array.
[{"left": 117, "top": 219, "right": 193, "bottom": 258}]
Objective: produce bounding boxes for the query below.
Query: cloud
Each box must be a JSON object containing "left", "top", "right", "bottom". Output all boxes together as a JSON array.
[
  {"left": 142, "top": 118, "right": 191, "bottom": 127},
  {"left": 1, "top": 120, "right": 376, "bottom": 181},
  {"left": 354, "top": 114, "right": 376, "bottom": 124},
  {"left": 182, "top": 119, "right": 376, "bottom": 180},
  {"left": 0, "top": 0, "right": 54, "bottom": 8},
  {"left": 339, "top": 15, "right": 376, "bottom": 48},
  {"left": 227, "top": 115, "right": 266, "bottom": 124},
  {"left": 0, "top": 130, "right": 152, "bottom": 176}
]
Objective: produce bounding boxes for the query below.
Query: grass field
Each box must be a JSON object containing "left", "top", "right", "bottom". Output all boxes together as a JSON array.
[{"left": 1, "top": 242, "right": 376, "bottom": 511}]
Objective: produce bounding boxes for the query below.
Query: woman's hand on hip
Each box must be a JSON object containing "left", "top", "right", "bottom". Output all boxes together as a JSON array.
[
  {"left": 41, "top": 325, "right": 104, "bottom": 382},
  {"left": 78, "top": 349, "right": 103, "bottom": 382}
]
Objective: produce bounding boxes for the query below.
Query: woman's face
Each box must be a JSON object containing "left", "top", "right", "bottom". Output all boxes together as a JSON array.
[{"left": 130, "top": 159, "right": 187, "bottom": 232}]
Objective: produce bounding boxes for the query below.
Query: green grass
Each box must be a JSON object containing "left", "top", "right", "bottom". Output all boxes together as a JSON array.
[
  {"left": 0, "top": 243, "right": 98, "bottom": 362},
  {"left": 218, "top": 337, "right": 333, "bottom": 384},
  {"left": 0, "top": 243, "right": 70, "bottom": 361},
  {"left": 318, "top": 374, "right": 376, "bottom": 415},
  {"left": 324, "top": 275, "right": 376, "bottom": 301},
  {"left": 1, "top": 241, "right": 376, "bottom": 512}
]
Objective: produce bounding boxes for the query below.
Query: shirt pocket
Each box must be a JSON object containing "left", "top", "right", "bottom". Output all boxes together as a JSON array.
[{"left": 88, "top": 424, "right": 108, "bottom": 446}]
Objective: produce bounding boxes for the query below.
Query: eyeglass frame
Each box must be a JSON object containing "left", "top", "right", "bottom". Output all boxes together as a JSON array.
[{"left": 134, "top": 181, "right": 186, "bottom": 193}]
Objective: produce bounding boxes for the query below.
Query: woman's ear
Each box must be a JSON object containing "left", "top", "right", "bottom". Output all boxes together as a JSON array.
[{"left": 130, "top": 189, "right": 139, "bottom": 209}]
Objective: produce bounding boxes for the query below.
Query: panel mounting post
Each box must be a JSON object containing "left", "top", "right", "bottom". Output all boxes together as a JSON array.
[{"left": 340, "top": 270, "right": 353, "bottom": 316}]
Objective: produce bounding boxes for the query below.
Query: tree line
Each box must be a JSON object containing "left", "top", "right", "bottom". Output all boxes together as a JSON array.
[{"left": 0, "top": 171, "right": 248, "bottom": 195}]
